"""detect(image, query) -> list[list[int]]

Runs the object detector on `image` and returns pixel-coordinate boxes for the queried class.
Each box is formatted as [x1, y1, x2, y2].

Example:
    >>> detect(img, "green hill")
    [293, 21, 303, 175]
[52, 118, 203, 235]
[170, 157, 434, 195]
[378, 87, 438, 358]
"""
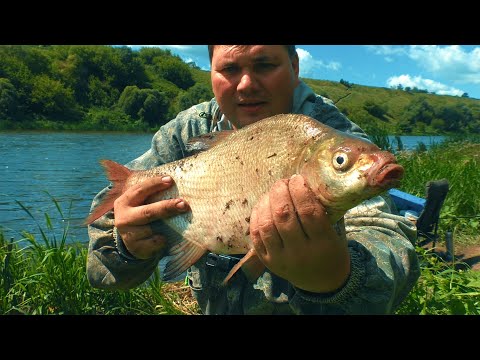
[302, 78, 480, 135]
[1, 45, 479, 135]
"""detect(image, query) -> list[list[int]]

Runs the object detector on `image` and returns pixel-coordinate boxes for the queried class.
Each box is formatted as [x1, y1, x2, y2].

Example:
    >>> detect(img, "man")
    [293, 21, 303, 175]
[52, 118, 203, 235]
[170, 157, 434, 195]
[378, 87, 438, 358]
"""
[87, 45, 420, 314]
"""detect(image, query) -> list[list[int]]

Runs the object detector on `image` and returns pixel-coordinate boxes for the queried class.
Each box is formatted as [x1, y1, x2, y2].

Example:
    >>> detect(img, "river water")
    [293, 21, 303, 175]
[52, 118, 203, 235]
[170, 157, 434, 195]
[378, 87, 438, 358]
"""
[0, 131, 445, 246]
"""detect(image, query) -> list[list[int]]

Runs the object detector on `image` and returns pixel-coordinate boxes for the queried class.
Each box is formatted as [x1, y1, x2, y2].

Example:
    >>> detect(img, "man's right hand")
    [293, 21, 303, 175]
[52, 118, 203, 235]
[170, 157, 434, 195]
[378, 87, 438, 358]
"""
[113, 176, 189, 260]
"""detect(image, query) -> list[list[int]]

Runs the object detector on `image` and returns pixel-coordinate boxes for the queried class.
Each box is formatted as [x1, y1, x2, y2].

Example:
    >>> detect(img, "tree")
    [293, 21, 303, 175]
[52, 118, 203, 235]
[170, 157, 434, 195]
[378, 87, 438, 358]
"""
[402, 97, 435, 126]
[117, 86, 169, 126]
[364, 100, 388, 120]
[88, 76, 119, 107]
[30, 74, 81, 121]
[438, 104, 474, 132]
[138, 90, 169, 127]
[154, 56, 195, 90]
[461, 92, 469, 98]
[179, 83, 213, 111]
[339, 79, 353, 88]
[0, 78, 17, 119]
[138, 47, 172, 65]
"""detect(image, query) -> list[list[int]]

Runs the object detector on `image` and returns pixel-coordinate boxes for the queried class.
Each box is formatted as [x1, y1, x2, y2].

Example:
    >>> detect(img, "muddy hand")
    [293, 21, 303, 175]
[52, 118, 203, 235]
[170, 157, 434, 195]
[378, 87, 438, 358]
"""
[250, 174, 350, 293]
[114, 176, 190, 259]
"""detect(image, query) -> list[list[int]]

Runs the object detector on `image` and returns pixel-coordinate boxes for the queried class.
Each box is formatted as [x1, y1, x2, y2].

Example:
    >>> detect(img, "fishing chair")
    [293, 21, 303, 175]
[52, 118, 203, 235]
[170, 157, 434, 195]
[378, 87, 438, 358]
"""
[416, 179, 450, 249]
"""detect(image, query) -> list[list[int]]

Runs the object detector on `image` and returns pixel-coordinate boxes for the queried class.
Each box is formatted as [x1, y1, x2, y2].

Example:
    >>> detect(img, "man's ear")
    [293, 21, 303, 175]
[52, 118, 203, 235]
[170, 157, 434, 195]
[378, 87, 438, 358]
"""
[292, 53, 300, 80]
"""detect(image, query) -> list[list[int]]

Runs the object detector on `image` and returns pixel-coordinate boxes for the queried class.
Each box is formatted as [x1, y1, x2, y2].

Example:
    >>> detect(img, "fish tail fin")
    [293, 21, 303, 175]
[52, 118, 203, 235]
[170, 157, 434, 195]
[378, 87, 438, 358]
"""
[222, 249, 263, 286]
[84, 160, 131, 225]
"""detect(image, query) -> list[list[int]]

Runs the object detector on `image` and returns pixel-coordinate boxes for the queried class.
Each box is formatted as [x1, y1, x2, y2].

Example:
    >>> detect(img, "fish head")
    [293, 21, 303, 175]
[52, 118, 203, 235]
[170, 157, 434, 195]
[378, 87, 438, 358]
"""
[299, 132, 404, 222]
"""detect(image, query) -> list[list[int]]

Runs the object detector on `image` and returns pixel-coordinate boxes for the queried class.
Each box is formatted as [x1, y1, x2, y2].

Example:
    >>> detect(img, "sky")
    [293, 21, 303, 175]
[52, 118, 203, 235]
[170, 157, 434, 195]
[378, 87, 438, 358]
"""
[127, 45, 480, 100]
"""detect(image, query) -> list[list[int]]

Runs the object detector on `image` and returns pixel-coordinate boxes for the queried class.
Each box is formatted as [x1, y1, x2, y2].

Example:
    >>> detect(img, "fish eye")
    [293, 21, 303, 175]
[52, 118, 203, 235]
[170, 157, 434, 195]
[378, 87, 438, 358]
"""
[332, 151, 349, 171]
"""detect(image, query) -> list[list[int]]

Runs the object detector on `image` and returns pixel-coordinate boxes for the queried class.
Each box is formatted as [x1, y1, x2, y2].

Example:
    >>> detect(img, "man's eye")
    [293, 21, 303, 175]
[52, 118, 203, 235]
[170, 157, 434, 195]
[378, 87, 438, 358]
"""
[255, 63, 276, 72]
[222, 66, 239, 74]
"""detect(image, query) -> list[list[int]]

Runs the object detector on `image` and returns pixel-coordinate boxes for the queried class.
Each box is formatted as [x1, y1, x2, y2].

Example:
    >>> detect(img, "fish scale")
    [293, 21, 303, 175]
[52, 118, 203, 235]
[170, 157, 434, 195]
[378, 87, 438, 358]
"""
[86, 113, 404, 283]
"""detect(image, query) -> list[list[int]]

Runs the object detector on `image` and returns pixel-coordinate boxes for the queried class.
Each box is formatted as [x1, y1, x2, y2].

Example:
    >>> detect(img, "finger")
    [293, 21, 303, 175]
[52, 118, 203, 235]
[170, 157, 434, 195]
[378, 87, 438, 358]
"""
[117, 176, 175, 208]
[255, 190, 284, 255]
[125, 234, 167, 260]
[289, 174, 330, 240]
[117, 224, 153, 243]
[268, 178, 305, 250]
[125, 198, 189, 226]
[250, 200, 267, 257]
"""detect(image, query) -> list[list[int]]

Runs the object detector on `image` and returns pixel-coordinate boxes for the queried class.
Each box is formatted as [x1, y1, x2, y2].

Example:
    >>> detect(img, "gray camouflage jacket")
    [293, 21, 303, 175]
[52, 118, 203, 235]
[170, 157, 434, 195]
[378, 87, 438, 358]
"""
[86, 81, 420, 314]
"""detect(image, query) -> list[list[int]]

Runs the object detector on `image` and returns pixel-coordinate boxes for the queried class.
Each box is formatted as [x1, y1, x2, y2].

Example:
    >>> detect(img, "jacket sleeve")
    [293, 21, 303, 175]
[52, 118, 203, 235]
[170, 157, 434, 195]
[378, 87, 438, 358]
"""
[285, 96, 421, 314]
[86, 102, 215, 290]
[287, 195, 420, 314]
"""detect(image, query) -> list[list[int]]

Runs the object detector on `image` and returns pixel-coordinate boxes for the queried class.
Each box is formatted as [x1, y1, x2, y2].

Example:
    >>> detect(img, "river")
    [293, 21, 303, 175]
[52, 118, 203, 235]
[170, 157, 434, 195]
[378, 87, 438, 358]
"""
[0, 131, 446, 246]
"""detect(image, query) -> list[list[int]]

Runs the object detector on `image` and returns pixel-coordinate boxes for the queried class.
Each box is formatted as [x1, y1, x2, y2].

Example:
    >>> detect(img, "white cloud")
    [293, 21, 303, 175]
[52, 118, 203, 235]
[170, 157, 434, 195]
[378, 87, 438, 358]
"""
[406, 45, 480, 84]
[386, 74, 466, 96]
[296, 48, 341, 78]
[365, 45, 408, 56]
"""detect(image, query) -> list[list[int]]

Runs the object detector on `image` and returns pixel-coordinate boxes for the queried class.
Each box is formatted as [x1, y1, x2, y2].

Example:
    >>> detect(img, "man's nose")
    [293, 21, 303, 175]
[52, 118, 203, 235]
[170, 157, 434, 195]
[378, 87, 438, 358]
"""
[237, 72, 257, 91]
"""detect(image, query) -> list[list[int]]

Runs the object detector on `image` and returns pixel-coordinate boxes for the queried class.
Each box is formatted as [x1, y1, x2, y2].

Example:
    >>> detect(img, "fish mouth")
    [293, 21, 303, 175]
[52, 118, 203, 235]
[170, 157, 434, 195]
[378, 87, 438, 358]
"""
[366, 153, 404, 189]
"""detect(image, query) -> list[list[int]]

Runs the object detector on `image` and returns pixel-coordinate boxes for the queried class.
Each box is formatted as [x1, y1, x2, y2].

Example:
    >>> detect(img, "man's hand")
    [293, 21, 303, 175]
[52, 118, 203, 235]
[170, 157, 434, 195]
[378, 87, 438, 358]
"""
[249, 174, 350, 293]
[113, 176, 189, 259]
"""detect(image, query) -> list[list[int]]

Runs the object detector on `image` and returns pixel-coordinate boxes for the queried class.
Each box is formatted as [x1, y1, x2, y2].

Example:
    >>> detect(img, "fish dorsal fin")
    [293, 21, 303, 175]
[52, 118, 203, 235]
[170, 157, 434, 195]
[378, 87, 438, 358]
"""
[186, 131, 234, 154]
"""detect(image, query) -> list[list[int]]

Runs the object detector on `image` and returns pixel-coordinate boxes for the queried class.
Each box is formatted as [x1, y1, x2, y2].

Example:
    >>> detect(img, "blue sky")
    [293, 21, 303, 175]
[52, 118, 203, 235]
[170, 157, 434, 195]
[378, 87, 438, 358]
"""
[127, 45, 480, 100]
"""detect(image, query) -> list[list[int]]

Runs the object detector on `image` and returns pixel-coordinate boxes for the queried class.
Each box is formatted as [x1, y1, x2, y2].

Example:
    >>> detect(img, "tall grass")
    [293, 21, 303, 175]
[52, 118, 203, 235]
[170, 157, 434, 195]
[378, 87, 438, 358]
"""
[395, 139, 480, 240]
[0, 196, 200, 315]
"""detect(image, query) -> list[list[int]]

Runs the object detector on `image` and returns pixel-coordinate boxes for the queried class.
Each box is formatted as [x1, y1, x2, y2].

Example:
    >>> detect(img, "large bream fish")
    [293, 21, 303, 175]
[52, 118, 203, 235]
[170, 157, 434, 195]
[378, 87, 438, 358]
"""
[85, 114, 404, 284]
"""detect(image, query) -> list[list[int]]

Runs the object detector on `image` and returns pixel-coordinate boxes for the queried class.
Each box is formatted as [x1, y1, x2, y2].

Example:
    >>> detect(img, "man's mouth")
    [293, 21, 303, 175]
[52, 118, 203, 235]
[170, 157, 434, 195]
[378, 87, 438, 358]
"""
[238, 101, 265, 106]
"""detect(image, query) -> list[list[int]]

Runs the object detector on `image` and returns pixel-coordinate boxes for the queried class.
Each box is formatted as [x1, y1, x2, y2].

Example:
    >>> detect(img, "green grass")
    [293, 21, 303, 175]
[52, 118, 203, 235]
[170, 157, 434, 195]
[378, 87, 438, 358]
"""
[303, 77, 480, 135]
[394, 138, 480, 245]
[0, 232, 199, 315]
[396, 247, 480, 315]
[0, 196, 199, 315]
[2, 140, 480, 315]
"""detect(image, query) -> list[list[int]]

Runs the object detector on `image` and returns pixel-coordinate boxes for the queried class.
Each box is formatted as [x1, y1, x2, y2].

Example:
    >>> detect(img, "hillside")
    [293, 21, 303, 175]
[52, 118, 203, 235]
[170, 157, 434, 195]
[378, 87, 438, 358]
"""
[1, 45, 479, 135]
[302, 78, 480, 135]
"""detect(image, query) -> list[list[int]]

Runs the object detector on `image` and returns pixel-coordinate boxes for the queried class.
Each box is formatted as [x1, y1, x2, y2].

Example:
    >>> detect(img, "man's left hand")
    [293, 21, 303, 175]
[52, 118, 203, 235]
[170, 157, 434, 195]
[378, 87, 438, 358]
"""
[249, 174, 351, 293]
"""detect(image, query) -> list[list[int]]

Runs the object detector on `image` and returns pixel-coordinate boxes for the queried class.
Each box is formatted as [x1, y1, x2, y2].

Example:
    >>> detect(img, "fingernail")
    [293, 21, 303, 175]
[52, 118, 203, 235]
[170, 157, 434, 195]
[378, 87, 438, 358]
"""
[162, 176, 172, 183]
[176, 200, 187, 211]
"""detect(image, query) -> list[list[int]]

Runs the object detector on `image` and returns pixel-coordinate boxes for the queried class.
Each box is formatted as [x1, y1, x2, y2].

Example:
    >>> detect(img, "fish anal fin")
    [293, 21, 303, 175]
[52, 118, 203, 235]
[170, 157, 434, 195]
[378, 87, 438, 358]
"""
[186, 131, 234, 154]
[240, 252, 266, 283]
[222, 249, 261, 286]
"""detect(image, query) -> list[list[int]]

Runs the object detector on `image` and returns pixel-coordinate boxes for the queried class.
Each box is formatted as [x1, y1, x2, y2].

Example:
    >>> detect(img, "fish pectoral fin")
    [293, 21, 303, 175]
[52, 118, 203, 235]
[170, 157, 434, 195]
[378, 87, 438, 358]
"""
[222, 249, 261, 286]
[162, 240, 207, 282]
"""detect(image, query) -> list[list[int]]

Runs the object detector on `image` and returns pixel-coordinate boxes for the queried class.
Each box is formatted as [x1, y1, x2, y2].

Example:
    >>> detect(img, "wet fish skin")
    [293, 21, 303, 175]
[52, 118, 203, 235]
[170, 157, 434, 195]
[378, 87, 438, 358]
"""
[85, 114, 404, 282]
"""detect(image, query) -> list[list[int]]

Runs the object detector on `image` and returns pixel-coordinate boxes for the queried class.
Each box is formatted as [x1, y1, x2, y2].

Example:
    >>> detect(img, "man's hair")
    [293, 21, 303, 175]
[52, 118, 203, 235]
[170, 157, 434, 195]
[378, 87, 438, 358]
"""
[208, 45, 297, 63]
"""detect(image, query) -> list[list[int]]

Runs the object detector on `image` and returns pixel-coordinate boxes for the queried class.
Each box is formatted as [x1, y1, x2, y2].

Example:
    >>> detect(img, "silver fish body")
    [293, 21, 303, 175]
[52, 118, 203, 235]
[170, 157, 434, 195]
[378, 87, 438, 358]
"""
[87, 114, 404, 281]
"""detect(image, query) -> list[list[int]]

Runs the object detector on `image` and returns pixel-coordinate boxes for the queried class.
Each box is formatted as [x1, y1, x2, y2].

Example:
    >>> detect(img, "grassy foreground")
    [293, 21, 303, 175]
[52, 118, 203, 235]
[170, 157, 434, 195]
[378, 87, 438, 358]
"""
[1, 139, 480, 315]
[2, 231, 479, 315]
[0, 232, 200, 315]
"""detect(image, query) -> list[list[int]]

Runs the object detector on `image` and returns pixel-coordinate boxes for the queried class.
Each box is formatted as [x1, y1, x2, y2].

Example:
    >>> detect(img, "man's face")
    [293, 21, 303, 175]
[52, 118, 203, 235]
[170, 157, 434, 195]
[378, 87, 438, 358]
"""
[211, 45, 300, 129]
